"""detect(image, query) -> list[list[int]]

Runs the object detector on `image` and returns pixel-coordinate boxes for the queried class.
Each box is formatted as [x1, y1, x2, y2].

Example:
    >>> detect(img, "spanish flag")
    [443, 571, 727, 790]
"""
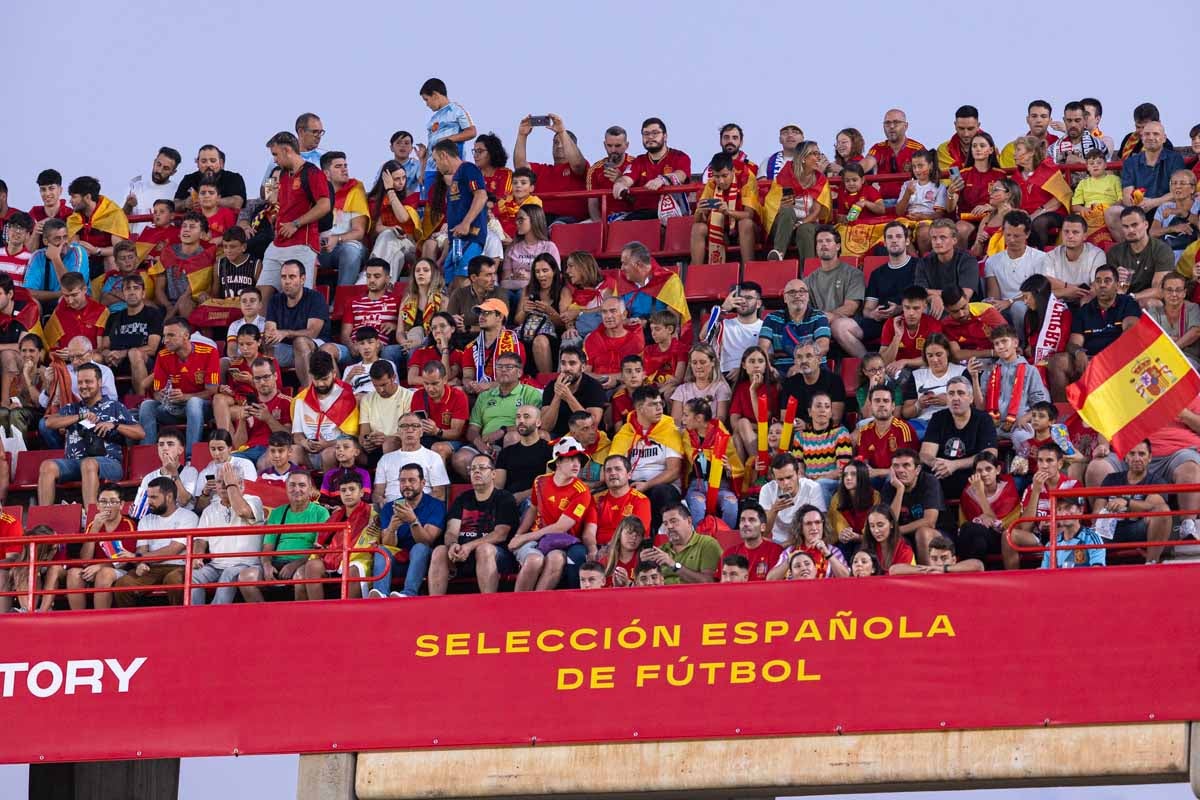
[148, 244, 216, 302]
[335, 179, 371, 231]
[66, 195, 130, 241]
[1177, 239, 1199, 280]
[603, 261, 691, 334]
[1066, 314, 1200, 457]
[763, 172, 832, 233]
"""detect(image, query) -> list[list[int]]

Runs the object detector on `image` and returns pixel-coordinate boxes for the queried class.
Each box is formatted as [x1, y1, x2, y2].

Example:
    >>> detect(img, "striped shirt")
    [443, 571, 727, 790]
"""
[792, 425, 853, 480]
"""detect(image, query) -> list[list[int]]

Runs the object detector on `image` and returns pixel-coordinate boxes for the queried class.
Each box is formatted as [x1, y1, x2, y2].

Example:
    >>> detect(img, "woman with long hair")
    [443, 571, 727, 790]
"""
[764, 141, 831, 262]
[970, 178, 1021, 258]
[0, 333, 48, 435]
[670, 343, 732, 423]
[1011, 136, 1072, 246]
[859, 504, 915, 572]
[501, 205, 560, 311]
[515, 253, 569, 374]
[399, 256, 448, 353]
[367, 160, 420, 280]
[604, 516, 647, 587]
[903, 333, 965, 436]
[680, 397, 743, 527]
[729, 346, 779, 463]
[950, 131, 1007, 248]
[826, 127, 872, 176]
[828, 460, 879, 561]
[473, 133, 512, 200]
[769, 503, 849, 579]
[1020, 274, 1071, 368]
[560, 251, 602, 343]
[406, 311, 459, 386]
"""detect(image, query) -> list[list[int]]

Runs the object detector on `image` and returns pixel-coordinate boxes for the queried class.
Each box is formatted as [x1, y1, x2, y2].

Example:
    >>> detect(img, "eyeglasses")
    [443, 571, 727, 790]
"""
[469, 465, 493, 473]
[496, 363, 521, 370]
[783, 289, 809, 297]
[398, 423, 421, 429]
[97, 498, 122, 505]
[305, 129, 326, 137]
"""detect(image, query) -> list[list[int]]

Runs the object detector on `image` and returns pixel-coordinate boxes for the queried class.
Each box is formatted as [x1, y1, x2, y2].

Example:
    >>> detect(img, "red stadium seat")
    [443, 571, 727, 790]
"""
[742, 260, 800, 301]
[684, 262, 740, 303]
[2, 505, 23, 524]
[315, 285, 331, 305]
[123, 393, 147, 412]
[802, 257, 821, 277]
[842, 256, 861, 268]
[602, 219, 661, 258]
[191, 446, 214, 475]
[840, 358, 862, 399]
[331, 284, 368, 321]
[658, 216, 694, 258]
[550, 222, 603, 256]
[862, 256, 888, 284]
[27, 503, 82, 535]
[123, 445, 160, 487]
[10, 450, 65, 493]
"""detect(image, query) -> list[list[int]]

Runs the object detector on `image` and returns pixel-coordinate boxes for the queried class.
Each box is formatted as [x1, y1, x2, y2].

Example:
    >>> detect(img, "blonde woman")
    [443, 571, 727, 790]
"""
[399, 257, 447, 353]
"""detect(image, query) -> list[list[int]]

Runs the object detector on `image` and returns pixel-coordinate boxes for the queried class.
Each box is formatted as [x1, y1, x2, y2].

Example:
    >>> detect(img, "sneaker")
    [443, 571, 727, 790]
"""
[388, 591, 408, 598]
[1180, 519, 1197, 540]
[367, 589, 387, 599]
[767, 249, 784, 261]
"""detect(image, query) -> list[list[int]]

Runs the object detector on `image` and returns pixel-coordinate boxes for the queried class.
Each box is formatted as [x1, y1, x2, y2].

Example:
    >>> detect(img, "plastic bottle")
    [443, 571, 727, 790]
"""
[846, 203, 863, 223]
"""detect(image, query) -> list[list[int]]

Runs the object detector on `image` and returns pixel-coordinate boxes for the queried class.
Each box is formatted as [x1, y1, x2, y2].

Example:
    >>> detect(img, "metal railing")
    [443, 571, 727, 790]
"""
[0, 522, 390, 609]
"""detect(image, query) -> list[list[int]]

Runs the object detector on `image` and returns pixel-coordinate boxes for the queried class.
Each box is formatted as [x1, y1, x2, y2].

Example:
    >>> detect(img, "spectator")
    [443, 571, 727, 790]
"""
[508, 436, 597, 591]
[261, 132, 331, 292]
[514, 253, 568, 375]
[608, 385, 685, 530]
[611, 117, 692, 222]
[1080, 97, 1117, 154]
[605, 242, 691, 336]
[634, 561, 665, 586]
[591, 454, 652, 552]
[194, 177, 238, 245]
[825, 127, 871, 177]
[608, 355, 646, 431]
[779, 338, 845, 429]
[226, 287, 266, 345]
[1117, 103, 1171, 159]
[586, 126, 634, 222]
[411, 360, 469, 462]
[670, 343, 732, 423]
[37, 339, 119, 448]
[174, 144, 248, 212]
[891, 534, 985, 575]
[791, 391, 852, 497]
[472, 132, 512, 203]
[66, 175, 130, 270]
[1047, 101, 1108, 171]
[138, 316, 217, 459]
[712, 281, 765, 377]
[1149, 170, 1200, 257]
[368, 465, 445, 598]
[1093, 439, 1172, 564]
[399, 257, 448, 355]
[921, 374, 998, 503]
[1010, 137, 1072, 246]
[1107, 207, 1175, 306]
[578, 560, 607, 589]
[828, 460, 880, 560]
[259, 430, 305, 485]
[239, 471, 329, 602]
[985, 210, 1045, 336]
[584, 296, 644, 392]
[729, 346, 779, 464]
[804, 226, 865, 354]
[602, 516, 647, 587]
[880, 286, 941, 380]
[495, 171, 543, 247]
[936, 105, 982, 172]
[263, 260, 343, 387]
[293, 471, 372, 599]
[1072, 150, 1124, 243]
[767, 503, 849, 580]
[42, 271, 107, 353]
[494, 404, 553, 508]
[28, 169, 71, 249]
[757, 279, 831, 371]
[230, 358, 293, 469]
[427, 452, 520, 595]
[190, 462, 265, 605]
[131, 431, 198, 517]
[460, 297, 523, 395]
[901, 334, 965, 437]
[0, 212, 33, 283]
[858, 385, 920, 480]
[941, 285, 1008, 363]
[868, 109, 926, 196]
[837, 223, 911, 356]
[722, 502, 783, 581]
[896, 149, 947, 254]
[539, 345, 604, 438]
[761, 123, 805, 181]
[956, 451, 1020, 564]
[123, 146, 182, 232]
[968, 178, 1021, 259]
[1115, 121, 1187, 234]
[1005, 442, 1080, 569]
[1010, 400, 1085, 481]
[366, 160, 419, 281]
[764, 141, 830, 262]
[385, 130, 422, 195]
[375, 412, 451, 504]
[1044, 214, 1106, 303]
[431, 138, 489, 286]
[759, 452, 825, 544]
[148, 212, 212, 320]
[92, 238, 147, 313]
[7, 525, 65, 613]
[566, 411, 608, 482]
[317, 437, 372, 509]
[38, 361, 142, 507]
[859, 503, 917, 574]
[419, 78, 477, 192]
[318, 151, 368, 286]
[1040, 495, 1105, 569]
[452, 352, 541, 476]
[881, 448, 944, 564]
[969, 324, 1047, 453]
[681, 397, 743, 527]
[358, 360, 414, 454]
[949, 132, 1007, 249]
[409, 312, 459, 386]
[692, 151, 761, 265]
[1149, 274, 1200, 366]
[641, 309, 687, 396]
[191, 429, 258, 514]
[850, 550, 884, 577]
[198, 226, 260, 324]
[637, 501, 721, 584]
[64, 483, 137, 611]
[342, 326, 398, 396]
[445, 256, 506, 351]
[998, 100, 1060, 168]
[136, 199, 183, 268]
[292, 351, 359, 471]
[916, 219, 982, 316]
[1, 333, 48, 436]
[514, 114, 589, 223]
[113, 476, 199, 607]
[1047, 265, 1141, 401]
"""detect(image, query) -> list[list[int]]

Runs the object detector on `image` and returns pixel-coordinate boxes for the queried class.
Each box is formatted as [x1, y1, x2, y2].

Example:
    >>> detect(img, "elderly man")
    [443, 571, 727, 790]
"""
[1106, 121, 1186, 242]
[604, 241, 691, 341]
[191, 461, 265, 605]
[758, 279, 831, 372]
[584, 297, 644, 391]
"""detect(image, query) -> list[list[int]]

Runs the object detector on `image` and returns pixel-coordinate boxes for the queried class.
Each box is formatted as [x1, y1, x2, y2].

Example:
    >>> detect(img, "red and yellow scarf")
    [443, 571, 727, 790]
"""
[985, 361, 1025, 427]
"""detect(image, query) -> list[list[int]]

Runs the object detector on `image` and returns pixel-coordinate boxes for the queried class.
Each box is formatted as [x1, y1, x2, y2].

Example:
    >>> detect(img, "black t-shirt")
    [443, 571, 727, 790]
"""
[1100, 471, 1151, 501]
[922, 408, 997, 463]
[496, 440, 554, 495]
[0, 315, 27, 346]
[864, 259, 916, 307]
[449, 488, 519, 545]
[268, 288, 331, 341]
[216, 256, 258, 299]
[914, 250, 982, 297]
[175, 170, 248, 205]
[880, 471, 945, 527]
[540, 373, 606, 438]
[104, 305, 164, 350]
[780, 368, 846, 425]
[1071, 295, 1141, 356]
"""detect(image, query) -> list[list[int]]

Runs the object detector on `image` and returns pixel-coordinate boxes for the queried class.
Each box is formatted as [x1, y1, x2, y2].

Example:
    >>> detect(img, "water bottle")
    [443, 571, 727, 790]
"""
[1094, 507, 1117, 540]
[846, 203, 863, 223]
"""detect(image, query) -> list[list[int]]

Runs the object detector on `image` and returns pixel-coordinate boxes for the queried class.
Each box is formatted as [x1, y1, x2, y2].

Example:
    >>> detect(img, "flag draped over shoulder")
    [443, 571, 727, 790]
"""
[604, 262, 691, 327]
[296, 380, 360, 438]
[151, 245, 216, 301]
[336, 179, 370, 218]
[1066, 314, 1200, 457]
[763, 171, 832, 232]
[67, 196, 130, 241]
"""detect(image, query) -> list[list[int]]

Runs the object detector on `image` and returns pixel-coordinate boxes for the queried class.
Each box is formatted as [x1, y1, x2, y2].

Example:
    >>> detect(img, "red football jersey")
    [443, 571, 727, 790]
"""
[856, 418, 918, 469]
[589, 488, 651, 548]
[722, 540, 784, 582]
[532, 475, 594, 531]
[244, 393, 294, 449]
[881, 315, 942, 361]
[274, 164, 329, 251]
[621, 149, 692, 211]
[411, 386, 469, 433]
[642, 339, 688, 385]
[344, 291, 402, 345]
[583, 327, 644, 375]
[152, 341, 220, 393]
[530, 162, 587, 219]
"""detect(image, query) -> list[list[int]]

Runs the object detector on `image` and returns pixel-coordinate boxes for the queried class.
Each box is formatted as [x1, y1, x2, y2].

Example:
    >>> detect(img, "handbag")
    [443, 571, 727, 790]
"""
[536, 532, 581, 555]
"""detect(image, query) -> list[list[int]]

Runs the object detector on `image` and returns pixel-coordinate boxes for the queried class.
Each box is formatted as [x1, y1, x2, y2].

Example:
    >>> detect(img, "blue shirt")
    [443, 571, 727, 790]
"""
[380, 493, 446, 550]
[1040, 527, 1106, 569]
[1120, 149, 1186, 199]
[58, 397, 136, 461]
[24, 244, 88, 293]
[446, 163, 488, 248]
[758, 308, 832, 371]
[426, 102, 474, 159]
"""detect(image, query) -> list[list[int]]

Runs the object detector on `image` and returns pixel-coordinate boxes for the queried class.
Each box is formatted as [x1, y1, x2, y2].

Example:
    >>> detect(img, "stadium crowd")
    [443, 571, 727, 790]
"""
[2, 82, 1200, 611]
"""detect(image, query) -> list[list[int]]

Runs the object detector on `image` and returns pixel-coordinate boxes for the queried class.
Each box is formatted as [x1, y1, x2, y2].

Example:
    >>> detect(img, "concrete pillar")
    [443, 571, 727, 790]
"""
[297, 752, 356, 800]
[1190, 721, 1199, 799]
[30, 759, 179, 800]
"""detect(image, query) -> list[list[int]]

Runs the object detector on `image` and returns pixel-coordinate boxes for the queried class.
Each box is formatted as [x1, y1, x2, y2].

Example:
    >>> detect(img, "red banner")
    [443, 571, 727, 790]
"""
[1, 565, 1198, 764]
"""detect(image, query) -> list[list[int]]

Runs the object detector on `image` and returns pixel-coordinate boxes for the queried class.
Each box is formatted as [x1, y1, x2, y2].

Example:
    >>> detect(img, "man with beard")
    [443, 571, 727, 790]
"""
[262, 131, 332, 292]
[1046, 265, 1141, 400]
[513, 113, 588, 223]
[567, 410, 611, 488]
[113, 476, 199, 606]
[867, 109, 925, 198]
[721, 502, 783, 582]
[495, 404, 553, 510]
[460, 296, 523, 395]
[1000, 100, 1060, 168]
[452, 351, 542, 477]
[758, 279, 831, 371]
[586, 126, 634, 222]
[124, 146, 182, 233]
[611, 117, 692, 221]
[139, 317, 218, 459]
[609, 385, 684, 532]
[589, 454, 651, 551]
[292, 351, 358, 471]
[1047, 101, 1108, 177]
[66, 176, 130, 274]
[367, 465, 444, 598]
[936, 105, 982, 172]
[541, 345, 605, 437]
[839, 222, 913, 356]
[174, 144, 248, 212]
[700, 123, 759, 184]
[805, 226, 865, 357]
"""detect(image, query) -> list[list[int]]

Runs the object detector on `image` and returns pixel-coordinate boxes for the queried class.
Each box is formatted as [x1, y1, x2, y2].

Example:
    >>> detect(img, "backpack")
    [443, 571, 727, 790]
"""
[299, 162, 336, 233]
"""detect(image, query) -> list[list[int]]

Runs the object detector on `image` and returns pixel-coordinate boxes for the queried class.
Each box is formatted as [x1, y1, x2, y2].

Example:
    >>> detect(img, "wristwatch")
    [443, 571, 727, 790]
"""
[673, 561, 682, 571]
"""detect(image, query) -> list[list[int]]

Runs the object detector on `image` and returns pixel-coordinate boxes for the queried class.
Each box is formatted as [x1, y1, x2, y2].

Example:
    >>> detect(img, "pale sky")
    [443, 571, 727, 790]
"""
[2, 0, 1197, 797]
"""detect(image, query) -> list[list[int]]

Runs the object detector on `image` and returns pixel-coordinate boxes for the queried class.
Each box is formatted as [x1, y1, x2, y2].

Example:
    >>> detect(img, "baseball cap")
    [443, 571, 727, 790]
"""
[472, 298, 509, 317]
[780, 123, 803, 133]
[552, 436, 587, 461]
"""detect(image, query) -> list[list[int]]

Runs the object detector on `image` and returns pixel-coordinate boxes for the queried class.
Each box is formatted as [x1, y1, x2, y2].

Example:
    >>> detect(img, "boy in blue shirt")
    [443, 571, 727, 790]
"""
[1040, 495, 1105, 569]
[420, 78, 476, 200]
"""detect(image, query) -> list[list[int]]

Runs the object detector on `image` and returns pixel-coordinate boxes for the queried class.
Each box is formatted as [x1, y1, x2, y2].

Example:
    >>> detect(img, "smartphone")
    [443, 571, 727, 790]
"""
[701, 199, 720, 209]
[607, 152, 623, 166]
[949, 166, 961, 180]
[528, 115, 552, 127]
[782, 187, 795, 198]
[413, 410, 428, 420]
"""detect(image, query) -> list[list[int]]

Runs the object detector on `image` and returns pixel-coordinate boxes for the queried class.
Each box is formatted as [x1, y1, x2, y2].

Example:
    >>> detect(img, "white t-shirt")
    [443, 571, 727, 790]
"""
[192, 458, 258, 500]
[132, 464, 201, 517]
[375, 447, 450, 502]
[626, 435, 683, 487]
[758, 477, 826, 544]
[128, 175, 178, 234]
[985, 247, 1048, 300]
[342, 359, 401, 395]
[135, 507, 201, 565]
[227, 316, 267, 341]
[909, 364, 967, 422]
[719, 318, 764, 373]
[903, 179, 947, 215]
[292, 384, 353, 442]
[198, 494, 266, 570]
[1044, 244, 1106, 287]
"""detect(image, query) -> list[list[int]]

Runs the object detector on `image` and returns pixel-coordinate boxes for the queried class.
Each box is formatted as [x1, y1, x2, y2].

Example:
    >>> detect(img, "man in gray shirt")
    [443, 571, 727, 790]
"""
[804, 225, 864, 357]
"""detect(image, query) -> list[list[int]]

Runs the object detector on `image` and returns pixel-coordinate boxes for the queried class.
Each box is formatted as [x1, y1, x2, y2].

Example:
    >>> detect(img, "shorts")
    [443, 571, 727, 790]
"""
[854, 315, 884, 343]
[261, 243, 318, 289]
[273, 341, 350, 367]
[513, 540, 542, 565]
[453, 540, 518, 578]
[1103, 449, 1200, 485]
[53, 456, 124, 483]
[420, 435, 464, 452]
[442, 239, 483, 283]
[1113, 519, 1148, 544]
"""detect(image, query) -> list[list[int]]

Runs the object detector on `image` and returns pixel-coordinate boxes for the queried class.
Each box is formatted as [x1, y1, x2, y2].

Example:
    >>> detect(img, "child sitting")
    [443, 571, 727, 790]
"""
[642, 309, 688, 398]
[495, 167, 542, 241]
[1010, 400, 1084, 482]
[94, 240, 152, 311]
[1071, 150, 1123, 244]
[319, 437, 373, 509]
[896, 149, 947, 254]
[609, 354, 646, 430]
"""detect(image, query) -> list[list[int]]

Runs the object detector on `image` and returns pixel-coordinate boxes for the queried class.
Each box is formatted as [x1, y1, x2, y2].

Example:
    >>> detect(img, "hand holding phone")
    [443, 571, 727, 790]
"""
[528, 115, 552, 128]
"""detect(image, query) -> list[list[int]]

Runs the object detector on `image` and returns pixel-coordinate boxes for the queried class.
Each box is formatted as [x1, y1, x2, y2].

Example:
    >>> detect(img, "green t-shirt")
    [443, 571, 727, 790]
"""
[468, 383, 543, 436]
[265, 503, 330, 560]
[662, 532, 723, 585]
